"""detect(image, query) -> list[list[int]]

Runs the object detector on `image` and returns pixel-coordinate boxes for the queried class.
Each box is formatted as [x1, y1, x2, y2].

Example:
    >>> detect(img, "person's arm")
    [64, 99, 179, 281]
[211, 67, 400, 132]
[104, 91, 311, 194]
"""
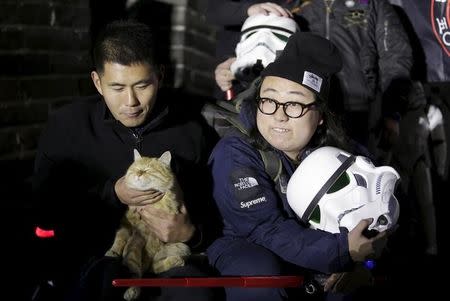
[428, 104, 447, 178]
[206, 1, 290, 26]
[215, 57, 236, 92]
[32, 112, 80, 228]
[206, 0, 262, 26]
[211, 137, 388, 273]
[114, 176, 165, 206]
[137, 118, 217, 252]
[372, 0, 413, 112]
[32, 108, 126, 261]
[32, 108, 126, 229]
[177, 119, 221, 252]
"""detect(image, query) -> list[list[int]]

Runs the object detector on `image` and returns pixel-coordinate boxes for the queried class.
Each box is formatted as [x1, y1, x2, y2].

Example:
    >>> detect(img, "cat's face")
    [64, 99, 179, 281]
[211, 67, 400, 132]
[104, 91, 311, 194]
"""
[125, 152, 173, 191]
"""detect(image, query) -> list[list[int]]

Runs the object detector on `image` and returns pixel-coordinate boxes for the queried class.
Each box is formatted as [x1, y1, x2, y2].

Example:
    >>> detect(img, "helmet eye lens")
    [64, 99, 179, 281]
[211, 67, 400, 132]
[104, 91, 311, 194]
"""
[245, 31, 257, 39]
[273, 32, 289, 42]
[310, 206, 321, 223]
[327, 172, 350, 194]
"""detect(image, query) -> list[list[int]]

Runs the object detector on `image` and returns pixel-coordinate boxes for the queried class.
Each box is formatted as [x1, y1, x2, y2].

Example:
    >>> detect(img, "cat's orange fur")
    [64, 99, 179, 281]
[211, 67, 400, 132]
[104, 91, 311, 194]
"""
[106, 150, 190, 301]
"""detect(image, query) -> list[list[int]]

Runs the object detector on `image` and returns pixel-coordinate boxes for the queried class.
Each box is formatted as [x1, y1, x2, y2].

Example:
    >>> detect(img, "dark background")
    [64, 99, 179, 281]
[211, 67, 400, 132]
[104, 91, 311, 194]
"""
[0, 0, 448, 300]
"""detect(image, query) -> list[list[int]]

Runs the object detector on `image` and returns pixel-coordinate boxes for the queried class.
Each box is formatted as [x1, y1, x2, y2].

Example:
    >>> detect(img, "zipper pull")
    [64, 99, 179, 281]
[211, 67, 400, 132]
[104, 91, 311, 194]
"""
[130, 130, 143, 151]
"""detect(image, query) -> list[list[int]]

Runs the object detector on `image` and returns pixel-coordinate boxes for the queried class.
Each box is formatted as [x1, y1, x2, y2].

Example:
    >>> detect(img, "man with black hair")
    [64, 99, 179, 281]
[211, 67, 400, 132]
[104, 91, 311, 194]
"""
[32, 20, 216, 301]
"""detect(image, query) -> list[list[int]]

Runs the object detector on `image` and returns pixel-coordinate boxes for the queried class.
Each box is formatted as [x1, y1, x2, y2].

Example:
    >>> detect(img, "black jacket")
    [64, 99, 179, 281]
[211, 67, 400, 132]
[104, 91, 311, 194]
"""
[389, 0, 450, 82]
[299, 0, 412, 113]
[32, 91, 215, 269]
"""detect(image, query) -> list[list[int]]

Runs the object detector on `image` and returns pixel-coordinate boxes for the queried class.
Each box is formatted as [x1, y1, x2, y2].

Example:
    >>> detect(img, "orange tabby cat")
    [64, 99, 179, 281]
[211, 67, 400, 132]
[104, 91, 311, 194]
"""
[106, 150, 190, 301]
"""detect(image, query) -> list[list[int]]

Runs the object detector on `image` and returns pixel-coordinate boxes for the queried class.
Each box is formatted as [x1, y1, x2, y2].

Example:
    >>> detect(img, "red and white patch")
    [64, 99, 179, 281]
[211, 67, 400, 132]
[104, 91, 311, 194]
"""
[431, 0, 450, 56]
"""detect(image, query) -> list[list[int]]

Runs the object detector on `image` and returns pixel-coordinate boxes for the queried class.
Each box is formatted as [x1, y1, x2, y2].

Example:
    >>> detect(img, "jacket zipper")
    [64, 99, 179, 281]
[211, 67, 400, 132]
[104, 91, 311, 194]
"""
[383, 20, 389, 51]
[131, 130, 143, 152]
[325, 0, 334, 39]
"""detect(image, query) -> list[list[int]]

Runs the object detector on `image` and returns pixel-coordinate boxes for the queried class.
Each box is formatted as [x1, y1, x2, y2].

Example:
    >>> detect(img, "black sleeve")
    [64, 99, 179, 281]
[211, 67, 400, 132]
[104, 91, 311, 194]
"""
[32, 111, 125, 259]
[371, 0, 413, 115]
[206, 0, 257, 26]
[33, 112, 125, 220]
[170, 117, 221, 253]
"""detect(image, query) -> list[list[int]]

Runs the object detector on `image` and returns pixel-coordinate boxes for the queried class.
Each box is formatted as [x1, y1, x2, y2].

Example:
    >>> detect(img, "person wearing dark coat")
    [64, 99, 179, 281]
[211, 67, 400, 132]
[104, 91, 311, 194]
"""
[207, 31, 390, 301]
[32, 20, 216, 301]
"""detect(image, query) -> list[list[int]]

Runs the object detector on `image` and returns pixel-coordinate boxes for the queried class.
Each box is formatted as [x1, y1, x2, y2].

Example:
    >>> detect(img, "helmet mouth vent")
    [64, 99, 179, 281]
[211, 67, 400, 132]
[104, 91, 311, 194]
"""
[362, 228, 379, 238]
[377, 215, 389, 226]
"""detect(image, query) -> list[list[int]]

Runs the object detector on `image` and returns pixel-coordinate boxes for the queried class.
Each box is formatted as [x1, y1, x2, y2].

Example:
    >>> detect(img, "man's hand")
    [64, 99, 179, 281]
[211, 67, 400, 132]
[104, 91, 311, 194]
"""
[115, 176, 164, 206]
[247, 2, 292, 17]
[348, 219, 389, 262]
[138, 204, 195, 243]
[215, 57, 236, 92]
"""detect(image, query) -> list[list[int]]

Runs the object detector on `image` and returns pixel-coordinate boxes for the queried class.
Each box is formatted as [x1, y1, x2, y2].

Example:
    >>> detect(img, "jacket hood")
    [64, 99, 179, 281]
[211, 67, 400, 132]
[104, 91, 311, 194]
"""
[238, 90, 258, 132]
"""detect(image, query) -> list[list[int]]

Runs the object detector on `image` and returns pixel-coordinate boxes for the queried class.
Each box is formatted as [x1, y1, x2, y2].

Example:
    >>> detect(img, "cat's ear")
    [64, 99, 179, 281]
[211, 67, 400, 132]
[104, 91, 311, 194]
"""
[159, 151, 171, 166]
[133, 149, 142, 161]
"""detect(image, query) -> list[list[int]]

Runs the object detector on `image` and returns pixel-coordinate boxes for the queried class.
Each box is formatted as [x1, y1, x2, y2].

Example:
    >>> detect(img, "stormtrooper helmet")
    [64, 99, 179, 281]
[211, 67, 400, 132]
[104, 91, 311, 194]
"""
[286, 146, 400, 234]
[230, 13, 299, 84]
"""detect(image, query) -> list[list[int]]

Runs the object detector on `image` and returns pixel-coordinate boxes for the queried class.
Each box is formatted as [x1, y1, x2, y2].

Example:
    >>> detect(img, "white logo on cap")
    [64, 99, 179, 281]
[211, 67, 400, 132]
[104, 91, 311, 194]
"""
[302, 71, 322, 93]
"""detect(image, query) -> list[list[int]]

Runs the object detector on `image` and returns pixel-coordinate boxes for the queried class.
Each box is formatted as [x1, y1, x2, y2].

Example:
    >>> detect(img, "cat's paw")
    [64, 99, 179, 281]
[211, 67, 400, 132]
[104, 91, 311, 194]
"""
[153, 256, 185, 274]
[124, 286, 141, 301]
[105, 249, 120, 257]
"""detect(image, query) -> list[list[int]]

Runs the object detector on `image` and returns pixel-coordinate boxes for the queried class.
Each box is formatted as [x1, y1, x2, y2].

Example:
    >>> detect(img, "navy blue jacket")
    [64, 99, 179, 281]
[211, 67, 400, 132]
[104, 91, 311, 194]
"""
[299, 0, 412, 113]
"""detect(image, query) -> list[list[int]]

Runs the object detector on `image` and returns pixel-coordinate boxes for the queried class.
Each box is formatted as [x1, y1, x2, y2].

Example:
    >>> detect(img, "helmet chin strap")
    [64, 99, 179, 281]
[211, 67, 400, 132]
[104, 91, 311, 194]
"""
[301, 155, 356, 224]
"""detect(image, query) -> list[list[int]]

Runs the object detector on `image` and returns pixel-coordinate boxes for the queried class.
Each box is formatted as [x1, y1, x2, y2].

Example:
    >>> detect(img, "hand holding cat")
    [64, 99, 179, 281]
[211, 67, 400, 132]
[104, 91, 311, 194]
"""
[115, 176, 165, 206]
[138, 204, 195, 243]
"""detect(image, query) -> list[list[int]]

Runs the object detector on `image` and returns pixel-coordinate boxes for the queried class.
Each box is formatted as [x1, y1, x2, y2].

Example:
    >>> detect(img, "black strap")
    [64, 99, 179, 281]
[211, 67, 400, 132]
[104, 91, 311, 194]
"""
[301, 155, 356, 224]
[241, 25, 295, 35]
[259, 149, 282, 182]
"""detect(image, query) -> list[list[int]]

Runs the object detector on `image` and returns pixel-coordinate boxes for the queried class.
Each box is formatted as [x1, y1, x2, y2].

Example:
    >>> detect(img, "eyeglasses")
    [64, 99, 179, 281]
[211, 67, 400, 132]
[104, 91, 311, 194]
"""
[257, 97, 316, 118]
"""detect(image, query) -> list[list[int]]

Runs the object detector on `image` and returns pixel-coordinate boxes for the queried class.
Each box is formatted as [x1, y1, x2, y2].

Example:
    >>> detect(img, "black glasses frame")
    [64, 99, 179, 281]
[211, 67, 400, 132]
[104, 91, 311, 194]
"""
[256, 97, 316, 118]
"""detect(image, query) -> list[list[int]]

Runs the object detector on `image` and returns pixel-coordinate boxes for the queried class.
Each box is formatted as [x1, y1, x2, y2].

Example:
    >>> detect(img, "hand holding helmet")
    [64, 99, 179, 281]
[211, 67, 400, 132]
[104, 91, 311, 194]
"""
[230, 13, 299, 85]
[215, 57, 236, 92]
[287, 146, 399, 293]
[247, 2, 292, 17]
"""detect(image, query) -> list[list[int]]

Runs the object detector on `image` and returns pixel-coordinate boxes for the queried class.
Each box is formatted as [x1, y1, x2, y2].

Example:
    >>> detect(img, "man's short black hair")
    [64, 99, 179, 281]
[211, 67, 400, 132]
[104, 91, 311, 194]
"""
[92, 20, 161, 74]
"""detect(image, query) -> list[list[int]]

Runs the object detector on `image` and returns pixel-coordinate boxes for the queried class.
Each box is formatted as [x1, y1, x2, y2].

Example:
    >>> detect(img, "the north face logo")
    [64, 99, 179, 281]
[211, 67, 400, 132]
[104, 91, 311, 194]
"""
[234, 177, 259, 190]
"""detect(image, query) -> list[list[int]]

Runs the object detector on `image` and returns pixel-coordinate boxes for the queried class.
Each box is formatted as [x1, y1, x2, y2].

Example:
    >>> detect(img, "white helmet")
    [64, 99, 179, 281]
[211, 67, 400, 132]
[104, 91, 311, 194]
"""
[231, 13, 299, 83]
[286, 146, 400, 234]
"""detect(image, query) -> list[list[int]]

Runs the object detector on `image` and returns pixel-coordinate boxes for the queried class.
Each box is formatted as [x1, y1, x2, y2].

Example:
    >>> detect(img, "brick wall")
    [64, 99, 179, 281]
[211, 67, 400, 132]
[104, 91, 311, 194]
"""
[124, 0, 217, 95]
[0, 0, 217, 162]
[0, 0, 93, 161]
[168, 0, 217, 95]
